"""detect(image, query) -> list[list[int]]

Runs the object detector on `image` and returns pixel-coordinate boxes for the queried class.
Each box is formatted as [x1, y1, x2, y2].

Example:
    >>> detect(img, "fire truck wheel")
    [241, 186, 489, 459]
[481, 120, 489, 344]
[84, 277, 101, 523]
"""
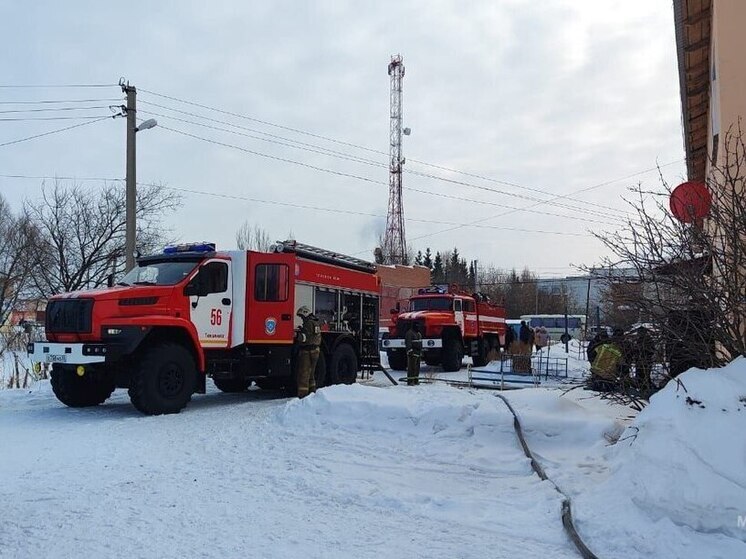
[50, 364, 116, 408]
[441, 337, 463, 372]
[329, 343, 358, 385]
[212, 377, 251, 393]
[387, 350, 407, 371]
[472, 340, 488, 368]
[424, 354, 441, 367]
[255, 378, 284, 391]
[128, 343, 197, 415]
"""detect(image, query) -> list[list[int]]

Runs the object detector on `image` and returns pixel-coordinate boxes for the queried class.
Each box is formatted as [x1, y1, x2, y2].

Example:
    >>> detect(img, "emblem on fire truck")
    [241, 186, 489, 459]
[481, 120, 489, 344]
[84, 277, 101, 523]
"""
[265, 317, 277, 336]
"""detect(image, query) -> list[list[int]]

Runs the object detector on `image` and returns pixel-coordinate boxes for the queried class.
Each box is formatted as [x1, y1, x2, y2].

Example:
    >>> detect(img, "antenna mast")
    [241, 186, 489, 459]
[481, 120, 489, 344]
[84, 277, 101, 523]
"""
[384, 54, 407, 265]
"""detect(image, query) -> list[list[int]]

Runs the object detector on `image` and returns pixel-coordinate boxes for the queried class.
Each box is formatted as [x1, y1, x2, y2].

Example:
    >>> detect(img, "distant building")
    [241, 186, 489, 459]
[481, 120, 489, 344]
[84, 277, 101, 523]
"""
[0, 299, 46, 335]
[376, 264, 431, 331]
[535, 268, 637, 323]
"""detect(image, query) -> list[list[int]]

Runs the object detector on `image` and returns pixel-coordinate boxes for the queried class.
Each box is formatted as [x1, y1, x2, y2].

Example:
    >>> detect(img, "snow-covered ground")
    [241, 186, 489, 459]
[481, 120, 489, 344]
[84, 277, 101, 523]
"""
[1, 355, 744, 558]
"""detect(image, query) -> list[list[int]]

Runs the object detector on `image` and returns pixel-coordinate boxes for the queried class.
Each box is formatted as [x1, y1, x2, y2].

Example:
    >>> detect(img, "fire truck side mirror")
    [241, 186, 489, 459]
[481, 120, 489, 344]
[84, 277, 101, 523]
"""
[184, 275, 208, 298]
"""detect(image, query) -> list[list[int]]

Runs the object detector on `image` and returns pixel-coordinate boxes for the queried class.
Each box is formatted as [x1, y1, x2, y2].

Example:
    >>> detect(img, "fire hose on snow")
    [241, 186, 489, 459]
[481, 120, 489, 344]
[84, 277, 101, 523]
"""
[494, 393, 600, 559]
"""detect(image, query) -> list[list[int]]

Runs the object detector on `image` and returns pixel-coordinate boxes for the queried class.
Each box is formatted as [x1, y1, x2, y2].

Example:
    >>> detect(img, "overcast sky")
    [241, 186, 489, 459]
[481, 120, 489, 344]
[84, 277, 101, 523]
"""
[0, 0, 687, 276]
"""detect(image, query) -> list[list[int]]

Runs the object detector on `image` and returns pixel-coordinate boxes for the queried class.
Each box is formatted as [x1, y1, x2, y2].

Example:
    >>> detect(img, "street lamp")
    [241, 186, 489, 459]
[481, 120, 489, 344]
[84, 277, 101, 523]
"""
[136, 118, 157, 133]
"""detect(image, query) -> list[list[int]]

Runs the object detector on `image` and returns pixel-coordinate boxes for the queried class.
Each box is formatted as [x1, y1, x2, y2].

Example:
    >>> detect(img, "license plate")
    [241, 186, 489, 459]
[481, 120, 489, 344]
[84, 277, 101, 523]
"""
[45, 354, 66, 363]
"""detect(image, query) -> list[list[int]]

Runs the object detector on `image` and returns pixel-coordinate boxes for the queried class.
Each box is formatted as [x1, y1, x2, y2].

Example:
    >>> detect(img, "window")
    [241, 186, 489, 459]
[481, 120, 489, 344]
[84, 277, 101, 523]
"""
[463, 300, 475, 312]
[120, 261, 198, 286]
[254, 264, 289, 301]
[314, 288, 337, 329]
[199, 262, 228, 294]
[410, 297, 452, 311]
[568, 317, 581, 329]
[454, 299, 462, 312]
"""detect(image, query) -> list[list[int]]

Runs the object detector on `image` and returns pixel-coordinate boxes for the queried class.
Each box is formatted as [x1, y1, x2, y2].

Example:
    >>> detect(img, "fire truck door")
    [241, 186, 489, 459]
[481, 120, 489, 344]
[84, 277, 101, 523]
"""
[453, 298, 464, 335]
[187, 259, 232, 349]
[247, 254, 296, 343]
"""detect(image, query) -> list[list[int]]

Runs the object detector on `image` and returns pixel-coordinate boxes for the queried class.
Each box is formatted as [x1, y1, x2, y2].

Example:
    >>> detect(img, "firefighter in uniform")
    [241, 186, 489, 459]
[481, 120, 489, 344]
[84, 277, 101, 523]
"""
[405, 322, 423, 386]
[295, 306, 321, 398]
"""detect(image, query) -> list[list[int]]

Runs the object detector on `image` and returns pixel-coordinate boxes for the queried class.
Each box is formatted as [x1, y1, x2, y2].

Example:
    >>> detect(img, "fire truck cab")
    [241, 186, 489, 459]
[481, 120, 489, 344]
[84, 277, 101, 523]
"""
[381, 285, 505, 372]
[29, 241, 380, 415]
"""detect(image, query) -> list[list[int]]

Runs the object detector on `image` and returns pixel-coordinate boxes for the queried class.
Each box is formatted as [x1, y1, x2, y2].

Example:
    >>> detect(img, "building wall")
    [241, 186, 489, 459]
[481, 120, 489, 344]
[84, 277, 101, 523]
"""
[376, 265, 431, 330]
[708, 0, 746, 174]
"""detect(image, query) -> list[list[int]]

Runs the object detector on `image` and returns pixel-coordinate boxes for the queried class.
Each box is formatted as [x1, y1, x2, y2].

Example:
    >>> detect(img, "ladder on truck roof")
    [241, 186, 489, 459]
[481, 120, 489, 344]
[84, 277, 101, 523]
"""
[272, 240, 377, 274]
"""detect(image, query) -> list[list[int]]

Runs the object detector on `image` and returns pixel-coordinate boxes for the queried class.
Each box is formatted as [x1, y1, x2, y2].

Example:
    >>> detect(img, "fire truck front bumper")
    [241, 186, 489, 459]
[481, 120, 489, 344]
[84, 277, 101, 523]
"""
[381, 338, 442, 350]
[28, 342, 110, 365]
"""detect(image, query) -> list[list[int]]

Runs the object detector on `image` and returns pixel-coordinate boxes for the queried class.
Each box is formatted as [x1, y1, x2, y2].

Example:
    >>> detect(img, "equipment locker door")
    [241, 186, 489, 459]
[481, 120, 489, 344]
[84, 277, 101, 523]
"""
[247, 253, 296, 343]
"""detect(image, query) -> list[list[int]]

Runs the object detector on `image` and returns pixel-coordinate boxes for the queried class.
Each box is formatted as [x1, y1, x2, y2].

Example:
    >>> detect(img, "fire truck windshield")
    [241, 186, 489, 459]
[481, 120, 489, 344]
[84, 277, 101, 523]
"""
[410, 297, 452, 311]
[119, 261, 197, 286]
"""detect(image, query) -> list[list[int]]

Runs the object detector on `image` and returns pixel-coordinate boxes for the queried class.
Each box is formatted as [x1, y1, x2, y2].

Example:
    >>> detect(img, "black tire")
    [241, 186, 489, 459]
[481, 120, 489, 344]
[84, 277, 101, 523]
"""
[387, 349, 407, 371]
[256, 377, 285, 390]
[441, 337, 463, 372]
[329, 343, 358, 384]
[50, 364, 115, 408]
[424, 353, 441, 367]
[128, 343, 197, 415]
[472, 339, 488, 368]
[258, 351, 325, 395]
[213, 376, 251, 393]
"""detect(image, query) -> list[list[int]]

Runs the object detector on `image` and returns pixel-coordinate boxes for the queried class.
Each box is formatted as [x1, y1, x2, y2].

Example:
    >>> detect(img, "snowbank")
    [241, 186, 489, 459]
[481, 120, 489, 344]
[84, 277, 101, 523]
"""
[577, 357, 746, 558]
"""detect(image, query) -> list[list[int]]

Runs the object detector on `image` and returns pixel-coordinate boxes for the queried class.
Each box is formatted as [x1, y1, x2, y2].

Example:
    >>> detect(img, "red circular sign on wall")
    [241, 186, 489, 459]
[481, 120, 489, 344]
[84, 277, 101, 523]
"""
[669, 181, 711, 223]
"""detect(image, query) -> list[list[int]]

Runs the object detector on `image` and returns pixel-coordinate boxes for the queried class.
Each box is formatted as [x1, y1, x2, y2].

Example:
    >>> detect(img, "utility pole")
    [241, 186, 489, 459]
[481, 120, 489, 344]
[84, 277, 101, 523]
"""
[584, 274, 592, 339]
[123, 81, 137, 272]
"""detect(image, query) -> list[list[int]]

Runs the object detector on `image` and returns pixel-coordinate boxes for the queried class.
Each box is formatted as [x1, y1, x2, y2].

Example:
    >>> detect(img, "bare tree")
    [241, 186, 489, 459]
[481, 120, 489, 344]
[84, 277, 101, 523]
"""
[0, 194, 39, 327]
[236, 221, 273, 251]
[24, 181, 180, 297]
[591, 127, 746, 375]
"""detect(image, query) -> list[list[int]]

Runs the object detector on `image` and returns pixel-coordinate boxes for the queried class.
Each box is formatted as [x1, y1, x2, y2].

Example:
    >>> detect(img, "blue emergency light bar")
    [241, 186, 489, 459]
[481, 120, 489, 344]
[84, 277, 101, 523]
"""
[418, 286, 447, 295]
[163, 242, 216, 254]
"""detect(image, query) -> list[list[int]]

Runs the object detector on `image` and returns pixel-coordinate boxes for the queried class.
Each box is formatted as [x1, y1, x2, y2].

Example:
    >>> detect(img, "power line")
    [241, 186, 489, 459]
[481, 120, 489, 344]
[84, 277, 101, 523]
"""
[140, 87, 386, 155]
[139, 107, 386, 169]
[137, 181, 591, 237]
[0, 115, 113, 122]
[0, 98, 123, 105]
[0, 84, 118, 88]
[0, 116, 113, 149]
[141, 104, 625, 222]
[0, 167, 617, 228]
[0, 105, 112, 113]
[139, 88, 677, 217]
[157, 123, 389, 186]
[0, 173, 122, 181]
[400, 161, 681, 247]
[148, 113, 627, 225]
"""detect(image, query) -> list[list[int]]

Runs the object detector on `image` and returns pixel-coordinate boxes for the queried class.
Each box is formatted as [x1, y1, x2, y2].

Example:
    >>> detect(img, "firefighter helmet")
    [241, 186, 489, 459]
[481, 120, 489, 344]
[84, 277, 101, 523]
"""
[296, 306, 312, 318]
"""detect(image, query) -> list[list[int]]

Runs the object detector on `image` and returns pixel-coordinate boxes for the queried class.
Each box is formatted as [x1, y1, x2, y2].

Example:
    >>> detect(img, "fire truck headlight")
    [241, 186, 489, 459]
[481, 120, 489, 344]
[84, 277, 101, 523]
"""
[383, 340, 390, 347]
[106, 328, 123, 336]
[427, 340, 435, 347]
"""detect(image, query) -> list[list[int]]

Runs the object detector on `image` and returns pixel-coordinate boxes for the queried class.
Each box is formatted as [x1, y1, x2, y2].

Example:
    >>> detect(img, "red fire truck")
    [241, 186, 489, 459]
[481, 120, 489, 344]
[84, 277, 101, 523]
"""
[381, 285, 506, 372]
[29, 241, 380, 415]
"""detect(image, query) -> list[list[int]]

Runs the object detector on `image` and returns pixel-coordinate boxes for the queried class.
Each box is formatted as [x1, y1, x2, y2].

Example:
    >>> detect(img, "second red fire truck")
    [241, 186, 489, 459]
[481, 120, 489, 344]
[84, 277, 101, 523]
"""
[29, 241, 380, 415]
[381, 285, 506, 372]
